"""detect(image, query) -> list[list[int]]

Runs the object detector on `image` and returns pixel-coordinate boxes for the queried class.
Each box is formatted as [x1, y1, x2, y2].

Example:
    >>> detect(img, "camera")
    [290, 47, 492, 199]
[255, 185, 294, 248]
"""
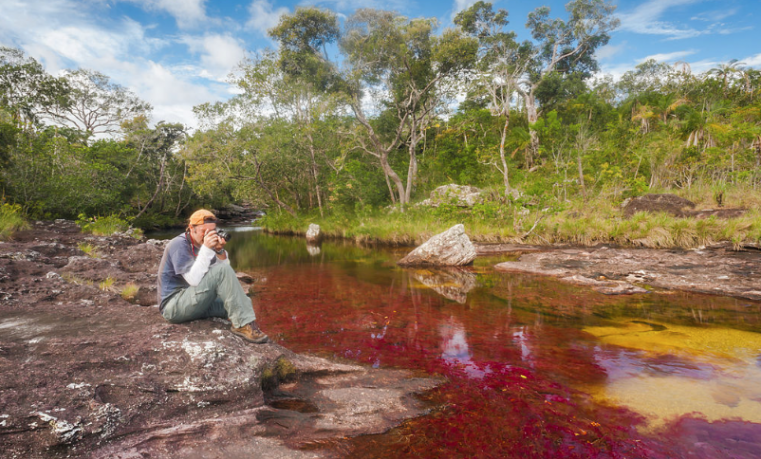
[216, 229, 231, 242]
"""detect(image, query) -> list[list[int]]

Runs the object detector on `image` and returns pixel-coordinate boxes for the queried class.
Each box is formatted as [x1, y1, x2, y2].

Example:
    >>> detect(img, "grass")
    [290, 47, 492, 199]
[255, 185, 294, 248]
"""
[260, 186, 761, 249]
[98, 277, 116, 292]
[120, 282, 139, 302]
[61, 273, 94, 287]
[78, 214, 129, 236]
[77, 242, 100, 258]
[0, 203, 28, 241]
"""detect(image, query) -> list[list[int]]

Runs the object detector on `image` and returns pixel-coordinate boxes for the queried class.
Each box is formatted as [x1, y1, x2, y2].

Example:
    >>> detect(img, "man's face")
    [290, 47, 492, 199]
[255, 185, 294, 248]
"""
[190, 222, 216, 245]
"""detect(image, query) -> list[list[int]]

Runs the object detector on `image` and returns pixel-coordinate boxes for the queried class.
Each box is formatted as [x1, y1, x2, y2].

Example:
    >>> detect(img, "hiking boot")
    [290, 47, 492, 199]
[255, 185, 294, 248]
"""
[230, 322, 269, 344]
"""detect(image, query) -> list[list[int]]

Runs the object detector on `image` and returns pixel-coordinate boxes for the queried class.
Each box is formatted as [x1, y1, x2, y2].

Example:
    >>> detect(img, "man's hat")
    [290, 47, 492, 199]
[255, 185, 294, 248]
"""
[188, 209, 217, 226]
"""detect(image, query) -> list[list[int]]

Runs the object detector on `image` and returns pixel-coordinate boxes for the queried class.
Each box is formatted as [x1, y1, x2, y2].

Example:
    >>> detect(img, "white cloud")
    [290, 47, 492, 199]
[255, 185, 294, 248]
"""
[128, 0, 209, 29]
[617, 0, 704, 40]
[742, 53, 761, 69]
[639, 50, 697, 63]
[181, 34, 247, 81]
[246, 0, 289, 36]
[691, 8, 738, 22]
[595, 42, 627, 62]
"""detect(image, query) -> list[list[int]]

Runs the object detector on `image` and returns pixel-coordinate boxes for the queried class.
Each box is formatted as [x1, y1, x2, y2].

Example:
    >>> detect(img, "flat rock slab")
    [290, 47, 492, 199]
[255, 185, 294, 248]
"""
[495, 246, 761, 300]
[0, 220, 440, 458]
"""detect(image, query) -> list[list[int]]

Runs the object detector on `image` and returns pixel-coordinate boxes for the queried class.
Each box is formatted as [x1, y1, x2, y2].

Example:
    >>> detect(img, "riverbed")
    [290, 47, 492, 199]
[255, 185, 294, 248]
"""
[228, 231, 761, 458]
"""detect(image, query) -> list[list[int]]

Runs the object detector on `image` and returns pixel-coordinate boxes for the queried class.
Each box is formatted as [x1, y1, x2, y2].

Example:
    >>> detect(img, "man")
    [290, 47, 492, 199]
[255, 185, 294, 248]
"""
[157, 209, 269, 344]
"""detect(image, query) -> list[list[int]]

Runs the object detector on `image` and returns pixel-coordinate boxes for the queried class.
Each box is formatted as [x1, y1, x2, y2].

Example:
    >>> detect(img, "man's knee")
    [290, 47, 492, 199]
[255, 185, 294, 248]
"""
[209, 262, 235, 281]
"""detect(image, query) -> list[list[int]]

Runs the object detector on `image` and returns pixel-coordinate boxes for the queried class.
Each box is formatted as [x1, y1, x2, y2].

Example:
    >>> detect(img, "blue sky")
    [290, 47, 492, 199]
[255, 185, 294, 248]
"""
[1, 0, 759, 129]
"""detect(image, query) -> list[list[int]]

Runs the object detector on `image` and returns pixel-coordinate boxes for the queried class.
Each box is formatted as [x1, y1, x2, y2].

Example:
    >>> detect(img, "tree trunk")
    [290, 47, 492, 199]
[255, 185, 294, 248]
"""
[523, 90, 540, 168]
[498, 115, 512, 197]
[306, 132, 323, 217]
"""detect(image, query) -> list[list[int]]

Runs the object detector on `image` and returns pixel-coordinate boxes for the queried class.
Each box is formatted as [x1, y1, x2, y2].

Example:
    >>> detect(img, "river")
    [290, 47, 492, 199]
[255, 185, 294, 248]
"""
[224, 229, 761, 458]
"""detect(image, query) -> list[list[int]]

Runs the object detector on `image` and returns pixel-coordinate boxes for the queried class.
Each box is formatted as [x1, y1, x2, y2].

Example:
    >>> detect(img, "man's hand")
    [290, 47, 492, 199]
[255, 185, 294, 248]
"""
[216, 236, 227, 252]
[203, 230, 220, 249]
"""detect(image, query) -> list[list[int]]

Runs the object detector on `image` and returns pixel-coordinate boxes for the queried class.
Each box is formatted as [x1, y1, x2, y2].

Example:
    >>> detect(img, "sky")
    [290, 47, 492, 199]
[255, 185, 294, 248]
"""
[1, 0, 759, 130]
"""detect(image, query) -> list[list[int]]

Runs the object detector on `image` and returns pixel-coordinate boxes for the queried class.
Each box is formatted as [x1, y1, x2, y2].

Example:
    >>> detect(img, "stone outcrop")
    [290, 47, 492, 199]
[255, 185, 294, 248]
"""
[419, 184, 483, 207]
[398, 224, 477, 266]
[622, 194, 696, 218]
[306, 223, 322, 243]
[495, 246, 761, 300]
[0, 220, 439, 458]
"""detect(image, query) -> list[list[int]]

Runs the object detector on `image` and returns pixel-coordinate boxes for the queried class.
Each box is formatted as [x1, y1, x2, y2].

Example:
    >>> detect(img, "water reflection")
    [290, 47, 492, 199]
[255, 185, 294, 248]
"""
[227, 232, 761, 458]
[407, 267, 477, 303]
[306, 243, 321, 257]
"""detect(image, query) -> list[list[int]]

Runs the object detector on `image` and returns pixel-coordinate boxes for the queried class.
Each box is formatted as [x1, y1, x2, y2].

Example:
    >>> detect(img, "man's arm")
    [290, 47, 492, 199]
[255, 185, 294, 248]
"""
[182, 245, 216, 286]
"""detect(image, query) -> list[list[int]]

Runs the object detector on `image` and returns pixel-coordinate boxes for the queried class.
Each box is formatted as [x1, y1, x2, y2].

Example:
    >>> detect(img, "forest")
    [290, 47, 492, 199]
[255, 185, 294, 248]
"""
[1, 0, 760, 246]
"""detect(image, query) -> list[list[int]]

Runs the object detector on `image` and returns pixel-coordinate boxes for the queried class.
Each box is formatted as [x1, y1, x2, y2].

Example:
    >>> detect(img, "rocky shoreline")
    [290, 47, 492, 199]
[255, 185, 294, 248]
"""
[0, 221, 437, 458]
[486, 243, 761, 301]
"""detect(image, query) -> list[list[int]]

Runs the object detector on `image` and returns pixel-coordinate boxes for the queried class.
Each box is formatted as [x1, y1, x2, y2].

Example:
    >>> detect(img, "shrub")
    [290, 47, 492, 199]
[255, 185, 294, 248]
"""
[0, 203, 28, 240]
[77, 214, 129, 236]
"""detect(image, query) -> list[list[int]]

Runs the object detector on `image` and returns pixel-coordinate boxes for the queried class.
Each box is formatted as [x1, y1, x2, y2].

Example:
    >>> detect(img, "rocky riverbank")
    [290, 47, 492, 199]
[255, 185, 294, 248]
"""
[0, 221, 437, 458]
[491, 243, 761, 300]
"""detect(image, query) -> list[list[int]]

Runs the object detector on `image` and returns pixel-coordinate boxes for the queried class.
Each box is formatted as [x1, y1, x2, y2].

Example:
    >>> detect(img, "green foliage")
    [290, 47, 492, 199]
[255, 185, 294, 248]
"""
[0, 202, 28, 240]
[77, 214, 129, 236]
[77, 242, 99, 258]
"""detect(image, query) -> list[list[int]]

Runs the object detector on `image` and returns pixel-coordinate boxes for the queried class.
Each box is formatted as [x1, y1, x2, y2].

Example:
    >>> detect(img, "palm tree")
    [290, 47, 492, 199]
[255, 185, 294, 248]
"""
[707, 59, 745, 95]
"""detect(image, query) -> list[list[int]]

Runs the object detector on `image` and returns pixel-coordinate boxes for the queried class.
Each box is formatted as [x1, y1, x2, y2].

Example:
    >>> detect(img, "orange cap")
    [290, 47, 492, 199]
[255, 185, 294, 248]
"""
[188, 209, 217, 226]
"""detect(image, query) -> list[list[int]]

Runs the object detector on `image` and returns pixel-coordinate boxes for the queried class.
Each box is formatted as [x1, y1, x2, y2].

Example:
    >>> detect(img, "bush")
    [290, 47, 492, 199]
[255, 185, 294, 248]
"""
[0, 203, 28, 240]
[77, 214, 129, 236]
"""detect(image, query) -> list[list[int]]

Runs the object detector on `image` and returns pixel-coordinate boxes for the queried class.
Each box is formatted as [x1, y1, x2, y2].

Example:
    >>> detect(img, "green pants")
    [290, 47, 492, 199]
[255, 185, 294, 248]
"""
[161, 263, 256, 329]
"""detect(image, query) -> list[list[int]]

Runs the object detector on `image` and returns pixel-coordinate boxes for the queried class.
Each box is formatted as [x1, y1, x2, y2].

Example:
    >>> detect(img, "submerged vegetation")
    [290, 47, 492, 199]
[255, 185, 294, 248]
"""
[1, 0, 760, 246]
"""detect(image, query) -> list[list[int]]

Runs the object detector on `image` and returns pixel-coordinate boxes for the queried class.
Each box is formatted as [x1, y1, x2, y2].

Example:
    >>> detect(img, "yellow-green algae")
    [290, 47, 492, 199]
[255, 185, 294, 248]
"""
[581, 319, 761, 428]
[584, 319, 761, 362]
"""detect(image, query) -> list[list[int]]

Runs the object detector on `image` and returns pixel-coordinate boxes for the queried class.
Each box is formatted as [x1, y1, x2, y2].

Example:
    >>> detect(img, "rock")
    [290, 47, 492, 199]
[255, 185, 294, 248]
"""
[236, 272, 254, 284]
[0, 220, 440, 458]
[622, 194, 696, 218]
[419, 184, 483, 208]
[398, 224, 477, 266]
[306, 224, 321, 243]
[494, 246, 761, 301]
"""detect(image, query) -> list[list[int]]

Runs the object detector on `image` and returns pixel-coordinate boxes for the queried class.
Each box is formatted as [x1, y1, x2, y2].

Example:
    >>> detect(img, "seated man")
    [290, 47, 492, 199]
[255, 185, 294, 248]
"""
[157, 209, 268, 344]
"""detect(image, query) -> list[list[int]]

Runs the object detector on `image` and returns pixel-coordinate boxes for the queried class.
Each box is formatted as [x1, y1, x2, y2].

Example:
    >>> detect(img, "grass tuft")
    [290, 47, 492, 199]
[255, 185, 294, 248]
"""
[120, 282, 139, 302]
[98, 277, 116, 292]
[77, 242, 100, 258]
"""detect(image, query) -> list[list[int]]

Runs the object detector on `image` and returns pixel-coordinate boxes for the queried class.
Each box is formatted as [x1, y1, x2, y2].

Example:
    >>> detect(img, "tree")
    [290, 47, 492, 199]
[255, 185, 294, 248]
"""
[707, 59, 744, 96]
[0, 47, 69, 129]
[48, 69, 151, 138]
[455, 1, 526, 198]
[339, 9, 477, 207]
[519, 0, 619, 163]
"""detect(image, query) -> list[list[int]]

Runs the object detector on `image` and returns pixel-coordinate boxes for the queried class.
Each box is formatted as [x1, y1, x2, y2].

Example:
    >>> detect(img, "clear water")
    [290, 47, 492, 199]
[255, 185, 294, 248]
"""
[225, 231, 761, 458]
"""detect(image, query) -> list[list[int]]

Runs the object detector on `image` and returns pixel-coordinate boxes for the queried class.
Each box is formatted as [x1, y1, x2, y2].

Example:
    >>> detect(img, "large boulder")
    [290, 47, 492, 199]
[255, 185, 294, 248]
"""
[419, 184, 483, 207]
[398, 224, 477, 266]
[622, 194, 696, 218]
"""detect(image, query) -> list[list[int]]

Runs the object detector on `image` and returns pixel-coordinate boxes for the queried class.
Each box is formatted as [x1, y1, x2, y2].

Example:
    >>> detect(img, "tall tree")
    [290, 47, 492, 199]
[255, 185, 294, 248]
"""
[49, 69, 152, 138]
[455, 1, 526, 198]
[519, 0, 619, 164]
